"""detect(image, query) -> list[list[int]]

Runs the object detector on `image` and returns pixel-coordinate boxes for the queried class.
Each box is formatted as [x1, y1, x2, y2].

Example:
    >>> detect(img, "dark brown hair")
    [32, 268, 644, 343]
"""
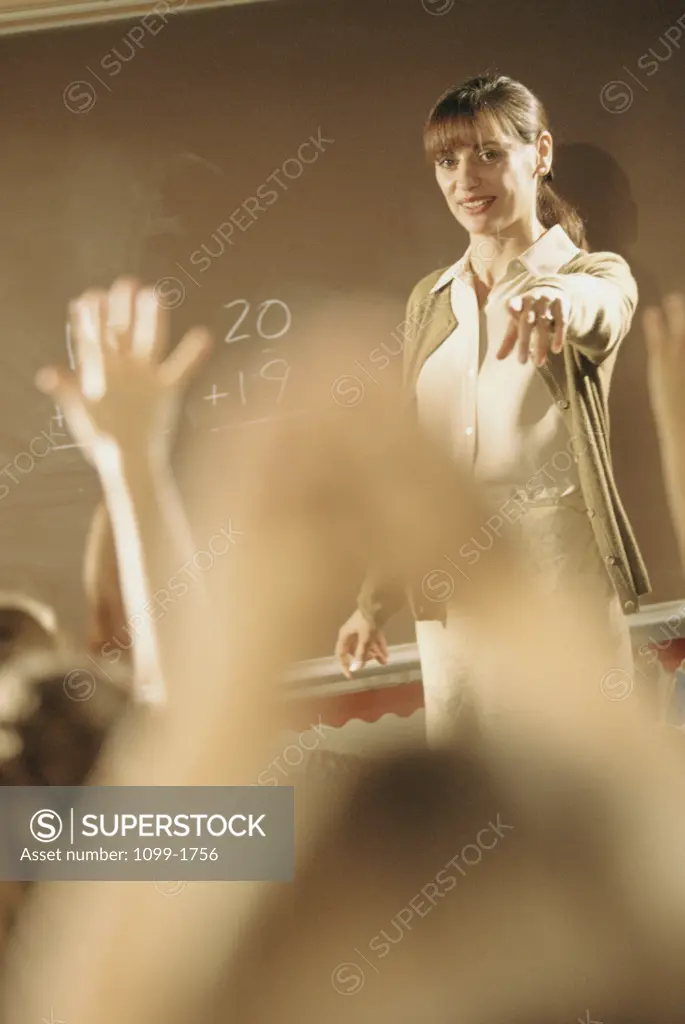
[423, 74, 588, 250]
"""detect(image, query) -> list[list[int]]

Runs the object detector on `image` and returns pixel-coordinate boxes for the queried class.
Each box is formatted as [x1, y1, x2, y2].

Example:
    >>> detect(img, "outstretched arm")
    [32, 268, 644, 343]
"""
[498, 253, 638, 366]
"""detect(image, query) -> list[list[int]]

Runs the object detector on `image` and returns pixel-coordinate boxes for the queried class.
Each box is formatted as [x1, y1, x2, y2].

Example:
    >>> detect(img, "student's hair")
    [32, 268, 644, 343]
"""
[0, 593, 60, 667]
[208, 745, 685, 1024]
[0, 651, 130, 785]
[423, 74, 588, 250]
[0, 652, 130, 947]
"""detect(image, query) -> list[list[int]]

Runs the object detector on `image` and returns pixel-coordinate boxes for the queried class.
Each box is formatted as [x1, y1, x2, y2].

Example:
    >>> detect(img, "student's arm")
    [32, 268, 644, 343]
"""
[83, 500, 126, 656]
[39, 280, 211, 701]
[96, 441, 199, 702]
[643, 292, 685, 572]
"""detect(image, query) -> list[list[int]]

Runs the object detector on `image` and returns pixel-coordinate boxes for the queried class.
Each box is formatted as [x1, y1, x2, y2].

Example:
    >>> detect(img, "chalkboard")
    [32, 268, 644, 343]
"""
[0, 0, 683, 654]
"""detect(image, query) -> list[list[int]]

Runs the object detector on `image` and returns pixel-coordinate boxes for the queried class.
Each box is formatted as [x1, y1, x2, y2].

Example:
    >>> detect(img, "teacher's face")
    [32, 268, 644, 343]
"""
[434, 124, 543, 237]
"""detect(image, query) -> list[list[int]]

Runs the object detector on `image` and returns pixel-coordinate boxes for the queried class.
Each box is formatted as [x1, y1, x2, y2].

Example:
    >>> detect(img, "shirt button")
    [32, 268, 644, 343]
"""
[557, 399, 570, 410]
[623, 600, 636, 613]
[465, 427, 474, 436]
[468, 368, 476, 378]
[605, 555, 619, 567]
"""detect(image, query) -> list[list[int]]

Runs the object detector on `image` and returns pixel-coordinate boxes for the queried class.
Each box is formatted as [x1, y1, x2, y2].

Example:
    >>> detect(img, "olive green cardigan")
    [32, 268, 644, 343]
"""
[357, 250, 651, 628]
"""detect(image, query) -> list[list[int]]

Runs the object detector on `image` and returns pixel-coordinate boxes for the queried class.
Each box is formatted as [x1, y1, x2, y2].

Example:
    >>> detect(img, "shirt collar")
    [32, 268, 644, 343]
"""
[429, 224, 580, 294]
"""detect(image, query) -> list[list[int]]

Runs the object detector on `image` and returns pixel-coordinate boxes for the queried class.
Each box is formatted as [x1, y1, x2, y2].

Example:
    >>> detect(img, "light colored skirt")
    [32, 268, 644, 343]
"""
[416, 493, 635, 746]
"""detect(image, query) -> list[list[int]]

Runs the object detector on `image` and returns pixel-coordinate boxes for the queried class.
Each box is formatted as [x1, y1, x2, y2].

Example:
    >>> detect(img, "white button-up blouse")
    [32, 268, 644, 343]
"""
[415, 225, 584, 502]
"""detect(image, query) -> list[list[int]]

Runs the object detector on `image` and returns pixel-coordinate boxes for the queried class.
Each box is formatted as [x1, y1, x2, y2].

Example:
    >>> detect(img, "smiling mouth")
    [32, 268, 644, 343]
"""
[459, 197, 496, 214]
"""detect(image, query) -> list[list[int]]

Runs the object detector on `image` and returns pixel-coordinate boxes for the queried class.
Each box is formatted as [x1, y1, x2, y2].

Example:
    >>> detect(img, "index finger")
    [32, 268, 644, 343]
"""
[550, 296, 567, 355]
[70, 292, 107, 401]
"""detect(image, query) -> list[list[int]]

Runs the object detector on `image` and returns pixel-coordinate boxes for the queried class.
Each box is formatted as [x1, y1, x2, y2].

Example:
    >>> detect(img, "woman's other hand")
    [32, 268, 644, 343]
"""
[335, 608, 389, 680]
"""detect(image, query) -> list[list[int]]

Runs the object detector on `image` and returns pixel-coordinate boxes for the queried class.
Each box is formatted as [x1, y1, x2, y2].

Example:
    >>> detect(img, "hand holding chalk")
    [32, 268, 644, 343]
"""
[334, 610, 389, 680]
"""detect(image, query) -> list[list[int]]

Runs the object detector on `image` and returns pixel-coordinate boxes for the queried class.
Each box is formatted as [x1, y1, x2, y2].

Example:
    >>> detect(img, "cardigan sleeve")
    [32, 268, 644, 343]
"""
[531, 251, 638, 363]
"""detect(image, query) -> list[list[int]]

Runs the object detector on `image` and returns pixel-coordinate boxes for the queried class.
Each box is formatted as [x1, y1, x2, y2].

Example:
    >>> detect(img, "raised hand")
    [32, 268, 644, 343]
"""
[35, 278, 211, 464]
[34, 279, 212, 705]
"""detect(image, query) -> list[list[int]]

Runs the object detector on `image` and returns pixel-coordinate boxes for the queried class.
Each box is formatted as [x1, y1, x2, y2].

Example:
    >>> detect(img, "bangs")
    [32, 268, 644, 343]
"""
[423, 105, 519, 163]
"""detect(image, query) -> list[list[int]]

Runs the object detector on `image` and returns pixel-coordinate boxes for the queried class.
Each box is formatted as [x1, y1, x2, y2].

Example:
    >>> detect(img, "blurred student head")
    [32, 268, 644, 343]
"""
[0, 592, 60, 669]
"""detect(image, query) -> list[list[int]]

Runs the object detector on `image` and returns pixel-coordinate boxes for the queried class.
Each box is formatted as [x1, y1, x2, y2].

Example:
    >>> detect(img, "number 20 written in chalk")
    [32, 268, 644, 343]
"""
[223, 299, 291, 344]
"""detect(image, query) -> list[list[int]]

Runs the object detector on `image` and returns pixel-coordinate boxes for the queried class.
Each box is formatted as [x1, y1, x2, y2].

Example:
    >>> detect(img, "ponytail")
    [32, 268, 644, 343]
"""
[537, 175, 588, 250]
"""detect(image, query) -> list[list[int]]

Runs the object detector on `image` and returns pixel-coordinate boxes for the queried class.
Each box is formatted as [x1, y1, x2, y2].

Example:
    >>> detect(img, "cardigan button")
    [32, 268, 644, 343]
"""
[586, 508, 596, 518]
[623, 600, 636, 613]
[557, 399, 570, 410]
[605, 555, 619, 566]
